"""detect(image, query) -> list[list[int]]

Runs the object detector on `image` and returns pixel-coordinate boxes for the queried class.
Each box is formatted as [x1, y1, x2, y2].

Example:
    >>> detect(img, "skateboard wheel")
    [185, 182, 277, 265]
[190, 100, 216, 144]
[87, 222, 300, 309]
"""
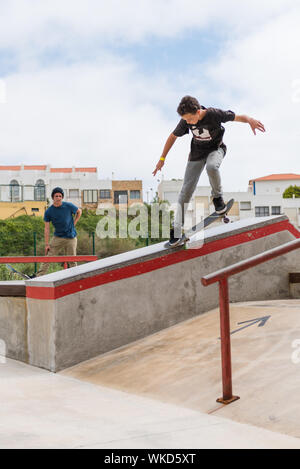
[223, 216, 230, 224]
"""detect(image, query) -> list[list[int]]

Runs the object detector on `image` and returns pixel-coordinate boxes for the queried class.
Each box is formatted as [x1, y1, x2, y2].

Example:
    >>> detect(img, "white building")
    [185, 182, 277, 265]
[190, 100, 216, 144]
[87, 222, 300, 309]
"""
[0, 164, 143, 218]
[0, 164, 106, 207]
[249, 174, 300, 196]
[158, 174, 300, 228]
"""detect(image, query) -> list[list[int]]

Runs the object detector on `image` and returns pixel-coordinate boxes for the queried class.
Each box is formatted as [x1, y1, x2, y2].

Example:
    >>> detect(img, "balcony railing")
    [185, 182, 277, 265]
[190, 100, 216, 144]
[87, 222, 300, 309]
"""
[0, 184, 46, 202]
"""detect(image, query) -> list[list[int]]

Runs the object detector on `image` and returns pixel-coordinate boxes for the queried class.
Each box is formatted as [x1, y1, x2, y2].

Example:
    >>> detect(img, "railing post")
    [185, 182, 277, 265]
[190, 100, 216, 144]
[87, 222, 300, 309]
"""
[92, 232, 95, 255]
[217, 278, 240, 405]
[33, 231, 37, 274]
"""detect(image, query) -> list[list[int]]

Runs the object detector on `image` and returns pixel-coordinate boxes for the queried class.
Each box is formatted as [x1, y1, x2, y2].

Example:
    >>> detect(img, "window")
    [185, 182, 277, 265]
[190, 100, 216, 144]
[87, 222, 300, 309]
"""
[83, 190, 98, 203]
[114, 190, 128, 204]
[272, 206, 281, 215]
[130, 190, 141, 200]
[255, 206, 270, 217]
[99, 190, 111, 199]
[240, 201, 251, 211]
[34, 179, 46, 201]
[10, 180, 20, 202]
[69, 189, 79, 199]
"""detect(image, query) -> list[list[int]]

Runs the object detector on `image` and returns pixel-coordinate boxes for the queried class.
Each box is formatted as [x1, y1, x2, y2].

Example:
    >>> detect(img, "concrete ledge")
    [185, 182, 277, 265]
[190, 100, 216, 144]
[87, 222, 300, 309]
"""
[26, 216, 290, 290]
[0, 281, 26, 297]
[1, 216, 299, 372]
[23, 216, 300, 372]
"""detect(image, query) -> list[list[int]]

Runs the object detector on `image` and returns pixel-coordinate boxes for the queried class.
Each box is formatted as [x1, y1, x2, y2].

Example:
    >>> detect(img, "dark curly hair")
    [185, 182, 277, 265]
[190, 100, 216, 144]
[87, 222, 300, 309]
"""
[177, 96, 200, 116]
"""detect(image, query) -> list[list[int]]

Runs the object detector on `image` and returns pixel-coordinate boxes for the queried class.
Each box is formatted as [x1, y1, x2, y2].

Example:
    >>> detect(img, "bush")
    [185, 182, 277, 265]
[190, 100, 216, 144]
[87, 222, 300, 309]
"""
[0, 203, 172, 279]
[283, 185, 300, 198]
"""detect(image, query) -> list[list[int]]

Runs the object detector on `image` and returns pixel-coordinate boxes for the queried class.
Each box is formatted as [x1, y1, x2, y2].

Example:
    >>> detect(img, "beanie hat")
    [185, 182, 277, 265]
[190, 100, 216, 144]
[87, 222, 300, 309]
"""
[51, 187, 64, 199]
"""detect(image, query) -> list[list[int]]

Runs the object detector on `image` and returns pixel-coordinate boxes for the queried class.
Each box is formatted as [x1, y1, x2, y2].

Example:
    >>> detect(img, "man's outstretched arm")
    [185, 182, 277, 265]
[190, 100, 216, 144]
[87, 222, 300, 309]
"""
[152, 133, 177, 176]
[234, 115, 265, 135]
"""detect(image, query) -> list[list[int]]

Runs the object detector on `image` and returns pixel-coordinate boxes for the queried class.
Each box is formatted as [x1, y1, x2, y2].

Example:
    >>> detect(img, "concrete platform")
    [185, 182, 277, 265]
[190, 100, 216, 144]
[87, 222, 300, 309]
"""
[61, 299, 300, 442]
[1, 215, 300, 448]
[20, 215, 300, 371]
[0, 354, 300, 449]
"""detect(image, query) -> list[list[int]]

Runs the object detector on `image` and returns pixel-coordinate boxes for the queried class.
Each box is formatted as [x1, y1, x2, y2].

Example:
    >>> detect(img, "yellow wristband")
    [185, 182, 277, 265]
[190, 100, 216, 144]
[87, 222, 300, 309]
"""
[160, 157, 165, 161]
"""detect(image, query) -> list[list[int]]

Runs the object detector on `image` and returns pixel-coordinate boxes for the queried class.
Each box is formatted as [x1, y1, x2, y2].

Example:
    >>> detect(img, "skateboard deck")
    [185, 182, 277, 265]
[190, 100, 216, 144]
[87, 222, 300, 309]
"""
[6, 264, 31, 280]
[165, 198, 234, 248]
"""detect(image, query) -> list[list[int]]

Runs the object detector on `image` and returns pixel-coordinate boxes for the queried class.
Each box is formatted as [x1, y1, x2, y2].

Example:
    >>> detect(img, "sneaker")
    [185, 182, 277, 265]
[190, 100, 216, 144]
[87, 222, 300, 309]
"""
[168, 227, 183, 247]
[213, 197, 227, 214]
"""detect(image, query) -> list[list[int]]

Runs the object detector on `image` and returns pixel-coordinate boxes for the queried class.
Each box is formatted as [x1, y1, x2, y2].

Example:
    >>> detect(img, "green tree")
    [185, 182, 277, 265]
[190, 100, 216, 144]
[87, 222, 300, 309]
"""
[76, 208, 101, 234]
[283, 185, 300, 198]
[0, 215, 44, 256]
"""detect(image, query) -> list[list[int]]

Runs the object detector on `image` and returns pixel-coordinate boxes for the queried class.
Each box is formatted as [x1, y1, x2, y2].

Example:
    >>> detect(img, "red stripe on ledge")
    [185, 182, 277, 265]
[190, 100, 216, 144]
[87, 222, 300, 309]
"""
[26, 220, 299, 300]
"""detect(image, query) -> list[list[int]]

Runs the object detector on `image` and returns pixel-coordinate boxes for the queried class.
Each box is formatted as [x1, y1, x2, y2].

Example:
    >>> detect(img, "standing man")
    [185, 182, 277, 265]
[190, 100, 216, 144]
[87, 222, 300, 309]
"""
[153, 95, 265, 246]
[37, 187, 82, 276]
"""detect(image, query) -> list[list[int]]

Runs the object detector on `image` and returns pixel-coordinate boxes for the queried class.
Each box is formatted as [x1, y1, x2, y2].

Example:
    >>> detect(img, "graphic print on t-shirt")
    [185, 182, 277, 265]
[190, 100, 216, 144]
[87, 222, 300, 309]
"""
[191, 127, 212, 141]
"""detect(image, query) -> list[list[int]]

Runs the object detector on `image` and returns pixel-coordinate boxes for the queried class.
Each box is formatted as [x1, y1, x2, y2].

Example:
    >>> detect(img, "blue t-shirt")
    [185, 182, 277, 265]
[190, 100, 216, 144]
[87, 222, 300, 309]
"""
[44, 202, 78, 238]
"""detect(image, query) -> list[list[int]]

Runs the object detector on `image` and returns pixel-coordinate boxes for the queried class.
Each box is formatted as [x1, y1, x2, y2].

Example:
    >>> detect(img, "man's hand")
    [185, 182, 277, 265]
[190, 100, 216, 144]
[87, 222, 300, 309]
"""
[235, 114, 265, 135]
[152, 133, 177, 177]
[152, 159, 165, 177]
[248, 118, 265, 135]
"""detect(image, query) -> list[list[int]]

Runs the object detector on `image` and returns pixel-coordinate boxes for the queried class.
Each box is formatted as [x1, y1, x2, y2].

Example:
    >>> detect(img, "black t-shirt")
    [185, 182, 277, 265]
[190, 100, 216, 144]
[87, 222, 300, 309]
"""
[173, 107, 235, 161]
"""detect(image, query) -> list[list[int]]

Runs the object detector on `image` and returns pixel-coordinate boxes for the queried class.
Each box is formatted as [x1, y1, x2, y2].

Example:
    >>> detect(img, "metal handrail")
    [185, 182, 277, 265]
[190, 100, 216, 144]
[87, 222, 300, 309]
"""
[201, 238, 300, 405]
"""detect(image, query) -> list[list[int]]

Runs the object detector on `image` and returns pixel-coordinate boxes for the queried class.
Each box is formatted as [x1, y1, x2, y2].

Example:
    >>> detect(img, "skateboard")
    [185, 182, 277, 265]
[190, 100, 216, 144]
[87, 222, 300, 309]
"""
[165, 198, 234, 248]
[6, 264, 31, 280]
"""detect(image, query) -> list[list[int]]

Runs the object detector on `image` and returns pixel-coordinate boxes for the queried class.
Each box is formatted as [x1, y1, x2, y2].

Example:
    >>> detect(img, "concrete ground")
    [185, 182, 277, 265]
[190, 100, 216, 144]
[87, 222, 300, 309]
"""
[1, 299, 300, 449]
[61, 299, 300, 443]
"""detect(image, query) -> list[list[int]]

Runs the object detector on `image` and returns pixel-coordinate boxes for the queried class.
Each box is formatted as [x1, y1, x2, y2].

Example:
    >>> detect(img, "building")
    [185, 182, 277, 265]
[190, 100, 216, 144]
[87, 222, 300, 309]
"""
[0, 165, 143, 219]
[249, 174, 300, 196]
[158, 174, 300, 228]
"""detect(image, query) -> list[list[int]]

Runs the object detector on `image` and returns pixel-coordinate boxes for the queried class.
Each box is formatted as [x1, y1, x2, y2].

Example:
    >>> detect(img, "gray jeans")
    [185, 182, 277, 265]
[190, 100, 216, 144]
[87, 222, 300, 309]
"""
[174, 148, 225, 233]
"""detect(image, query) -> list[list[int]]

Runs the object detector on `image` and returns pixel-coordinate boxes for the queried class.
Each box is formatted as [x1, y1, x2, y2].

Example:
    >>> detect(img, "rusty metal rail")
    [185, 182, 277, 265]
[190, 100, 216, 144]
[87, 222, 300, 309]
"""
[201, 238, 300, 405]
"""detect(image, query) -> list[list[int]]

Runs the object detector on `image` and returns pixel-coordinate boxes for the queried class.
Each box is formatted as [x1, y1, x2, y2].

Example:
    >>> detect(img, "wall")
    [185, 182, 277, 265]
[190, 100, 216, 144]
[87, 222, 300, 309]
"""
[255, 179, 300, 196]
[24, 215, 300, 372]
[112, 180, 143, 207]
[1, 216, 299, 372]
[0, 201, 47, 219]
[0, 296, 28, 363]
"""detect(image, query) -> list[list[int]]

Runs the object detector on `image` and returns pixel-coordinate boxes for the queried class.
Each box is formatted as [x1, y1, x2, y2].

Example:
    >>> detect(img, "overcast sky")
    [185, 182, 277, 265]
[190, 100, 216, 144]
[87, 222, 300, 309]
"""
[0, 0, 299, 200]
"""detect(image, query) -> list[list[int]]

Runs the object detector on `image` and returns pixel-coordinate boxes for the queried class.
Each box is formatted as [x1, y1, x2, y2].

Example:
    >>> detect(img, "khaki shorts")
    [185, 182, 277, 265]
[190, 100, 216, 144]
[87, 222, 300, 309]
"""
[37, 236, 77, 276]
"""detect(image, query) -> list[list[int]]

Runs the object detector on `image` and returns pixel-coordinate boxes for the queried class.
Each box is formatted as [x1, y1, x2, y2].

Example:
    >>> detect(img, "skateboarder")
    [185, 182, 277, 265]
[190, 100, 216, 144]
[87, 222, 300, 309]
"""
[36, 187, 82, 276]
[153, 95, 265, 247]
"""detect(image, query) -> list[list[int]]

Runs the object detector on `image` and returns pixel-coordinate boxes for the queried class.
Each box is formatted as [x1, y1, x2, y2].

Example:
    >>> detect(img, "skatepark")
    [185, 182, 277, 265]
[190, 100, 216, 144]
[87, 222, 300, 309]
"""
[1, 214, 300, 448]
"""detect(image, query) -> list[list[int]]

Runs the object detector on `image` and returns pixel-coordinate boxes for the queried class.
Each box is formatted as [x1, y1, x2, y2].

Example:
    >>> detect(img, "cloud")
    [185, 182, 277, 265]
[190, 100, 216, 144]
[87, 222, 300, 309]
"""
[0, 0, 295, 50]
[0, 57, 179, 185]
[0, 0, 299, 199]
[199, 4, 300, 188]
[161, 2, 300, 191]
